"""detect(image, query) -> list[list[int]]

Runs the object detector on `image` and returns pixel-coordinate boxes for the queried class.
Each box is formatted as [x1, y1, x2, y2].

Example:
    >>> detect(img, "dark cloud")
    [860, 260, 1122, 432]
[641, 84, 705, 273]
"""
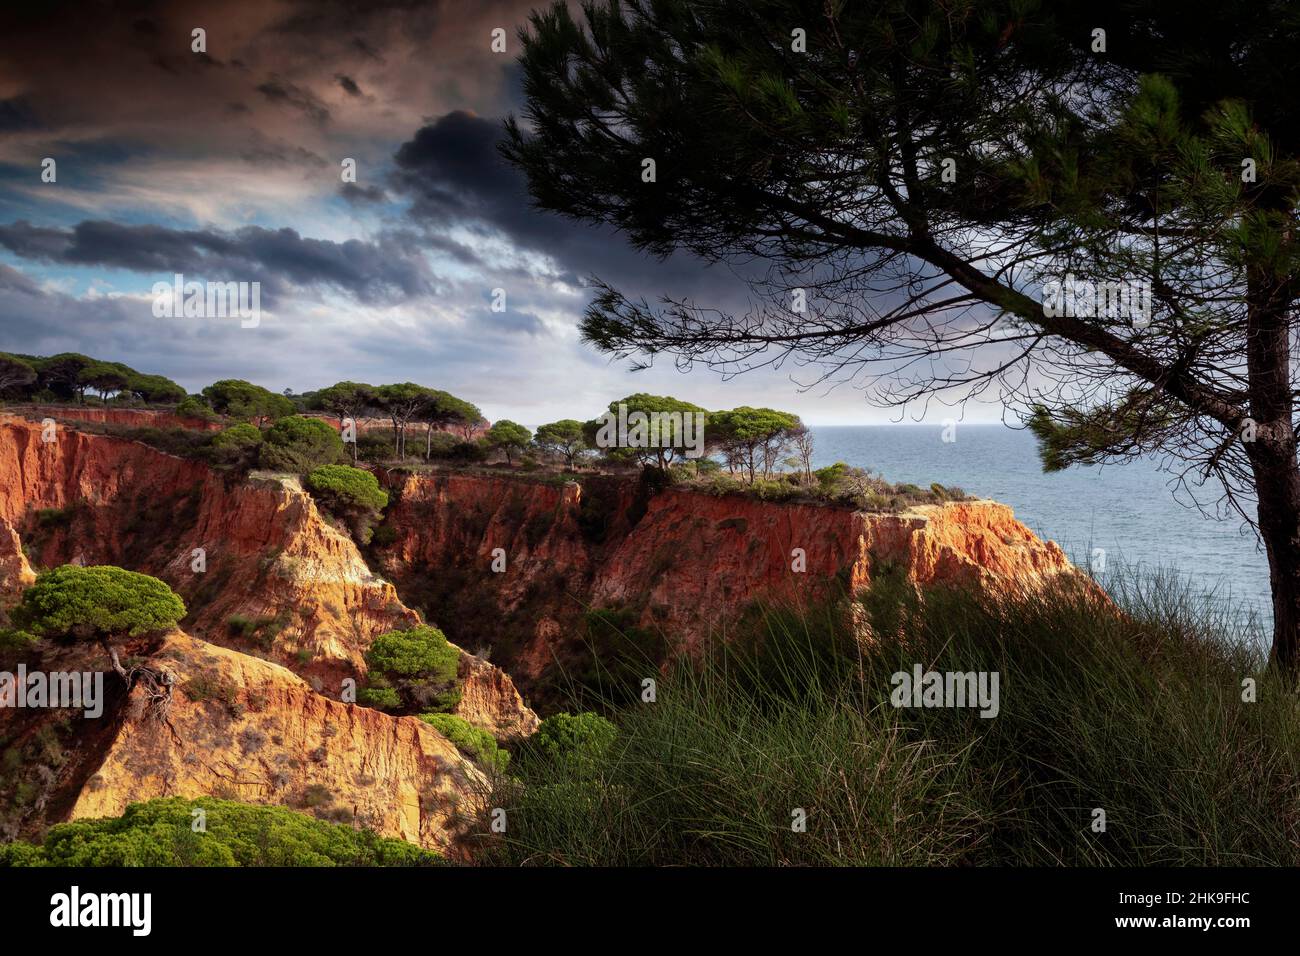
[339, 182, 389, 204]
[351, 36, 385, 62]
[0, 220, 435, 306]
[483, 304, 546, 336]
[0, 0, 847, 423]
[239, 139, 330, 168]
[0, 97, 40, 132]
[255, 76, 331, 124]
[0, 264, 41, 295]
[390, 110, 749, 300]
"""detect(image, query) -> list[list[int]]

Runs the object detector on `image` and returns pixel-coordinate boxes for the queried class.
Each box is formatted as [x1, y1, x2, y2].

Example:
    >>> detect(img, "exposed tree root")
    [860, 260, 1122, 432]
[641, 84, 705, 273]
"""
[106, 644, 176, 723]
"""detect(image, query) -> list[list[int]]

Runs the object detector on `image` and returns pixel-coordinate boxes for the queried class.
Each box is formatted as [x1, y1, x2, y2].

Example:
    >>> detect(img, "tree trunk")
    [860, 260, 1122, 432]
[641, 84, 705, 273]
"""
[1250, 448, 1300, 678]
[1244, 262, 1300, 679]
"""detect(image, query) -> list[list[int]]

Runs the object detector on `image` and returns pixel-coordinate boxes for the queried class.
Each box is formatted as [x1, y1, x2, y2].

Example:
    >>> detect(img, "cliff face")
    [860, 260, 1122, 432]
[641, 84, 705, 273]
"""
[0, 409, 1093, 853]
[1, 631, 487, 854]
[76, 632, 487, 854]
[0, 415, 537, 736]
[0, 518, 35, 604]
[376, 471, 1089, 689]
[0, 415, 415, 682]
[8, 405, 222, 431]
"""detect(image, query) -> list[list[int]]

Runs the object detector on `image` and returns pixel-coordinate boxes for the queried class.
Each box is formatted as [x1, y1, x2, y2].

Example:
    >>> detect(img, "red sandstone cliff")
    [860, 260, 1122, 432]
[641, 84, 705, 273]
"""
[0, 630, 488, 853]
[8, 405, 223, 431]
[0, 414, 537, 738]
[0, 410, 1098, 853]
[375, 471, 1092, 689]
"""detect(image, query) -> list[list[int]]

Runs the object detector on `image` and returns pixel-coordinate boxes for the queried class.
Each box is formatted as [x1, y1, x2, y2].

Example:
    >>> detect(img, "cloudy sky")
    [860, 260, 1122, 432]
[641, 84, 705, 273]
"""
[0, 0, 1006, 428]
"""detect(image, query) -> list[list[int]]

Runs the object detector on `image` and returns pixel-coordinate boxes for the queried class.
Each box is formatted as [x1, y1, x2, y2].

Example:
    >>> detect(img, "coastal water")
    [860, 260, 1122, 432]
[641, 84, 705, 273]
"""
[809, 425, 1270, 632]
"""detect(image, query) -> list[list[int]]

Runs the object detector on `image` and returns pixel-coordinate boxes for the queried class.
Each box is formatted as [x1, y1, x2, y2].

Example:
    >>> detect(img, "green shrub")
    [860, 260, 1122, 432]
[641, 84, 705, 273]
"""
[0, 628, 37, 655]
[35, 503, 83, 529]
[306, 465, 388, 512]
[227, 614, 255, 637]
[366, 626, 459, 679]
[813, 461, 848, 489]
[0, 797, 438, 866]
[448, 439, 489, 463]
[356, 431, 397, 463]
[370, 523, 398, 547]
[524, 712, 616, 771]
[212, 422, 262, 448]
[11, 566, 186, 642]
[175, 396, 217, 422]
[419, 713, 510, 773]
[424, 431, 459, 459]
[258, 416, 345, 473]
[306, 464, 389, 544]
[357, 685, 402, 711]
[361, 626, 461, 715]
[208, 422, 263, 468]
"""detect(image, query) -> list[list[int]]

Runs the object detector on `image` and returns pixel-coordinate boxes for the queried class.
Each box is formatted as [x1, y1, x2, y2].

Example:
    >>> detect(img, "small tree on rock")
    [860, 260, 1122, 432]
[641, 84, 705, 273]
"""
[12, 565, 187, 643]
[306, 465, 389, 544]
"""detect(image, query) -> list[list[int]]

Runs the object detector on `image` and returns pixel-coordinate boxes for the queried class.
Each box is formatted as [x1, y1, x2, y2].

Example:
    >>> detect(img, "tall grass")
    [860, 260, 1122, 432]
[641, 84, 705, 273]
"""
[477, 569, 1300, 866]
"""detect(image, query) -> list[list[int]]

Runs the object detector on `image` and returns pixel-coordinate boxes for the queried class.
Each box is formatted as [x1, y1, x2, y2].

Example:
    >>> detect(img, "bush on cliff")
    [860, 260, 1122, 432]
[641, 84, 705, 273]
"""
[361, 626, 461, 714]
[212, 422, 262, 448]
[0, 797, 439, 866]
[419, 713, 510, 774]
[356, 431, 397, 463]
[209, 422, 263, 467]
[11, 566, 186, 643]
[175, 395, 218, 422]
[687, 461, 968, 512]
[306, 465, 389, 544]
[482, 571, 1298, 866]
[520, 712, 616, 773]
[258, 415, 346, 473]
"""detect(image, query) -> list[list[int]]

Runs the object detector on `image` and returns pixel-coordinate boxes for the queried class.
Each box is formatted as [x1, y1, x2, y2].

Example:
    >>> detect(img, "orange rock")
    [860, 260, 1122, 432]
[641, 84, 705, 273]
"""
[0, 415, 538, 737]
[0, 517, 35, 605]
[378, 472, 1095, 674]
[68, 631, 487, 854]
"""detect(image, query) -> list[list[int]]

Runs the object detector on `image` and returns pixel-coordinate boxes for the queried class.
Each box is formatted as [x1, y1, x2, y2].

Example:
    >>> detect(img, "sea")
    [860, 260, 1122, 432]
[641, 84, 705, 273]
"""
[809, 425, 1271, 634]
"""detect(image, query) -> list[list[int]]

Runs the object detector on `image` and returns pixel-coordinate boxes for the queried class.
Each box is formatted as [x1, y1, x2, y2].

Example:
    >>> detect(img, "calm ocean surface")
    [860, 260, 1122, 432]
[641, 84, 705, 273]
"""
[809, 425, 1270, 630]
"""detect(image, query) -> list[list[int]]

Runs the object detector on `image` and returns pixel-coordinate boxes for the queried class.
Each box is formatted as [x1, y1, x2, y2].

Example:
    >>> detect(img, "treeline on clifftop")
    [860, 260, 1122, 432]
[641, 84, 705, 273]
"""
[0, 351, 186, 405]
[3, 357, 969, 516]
